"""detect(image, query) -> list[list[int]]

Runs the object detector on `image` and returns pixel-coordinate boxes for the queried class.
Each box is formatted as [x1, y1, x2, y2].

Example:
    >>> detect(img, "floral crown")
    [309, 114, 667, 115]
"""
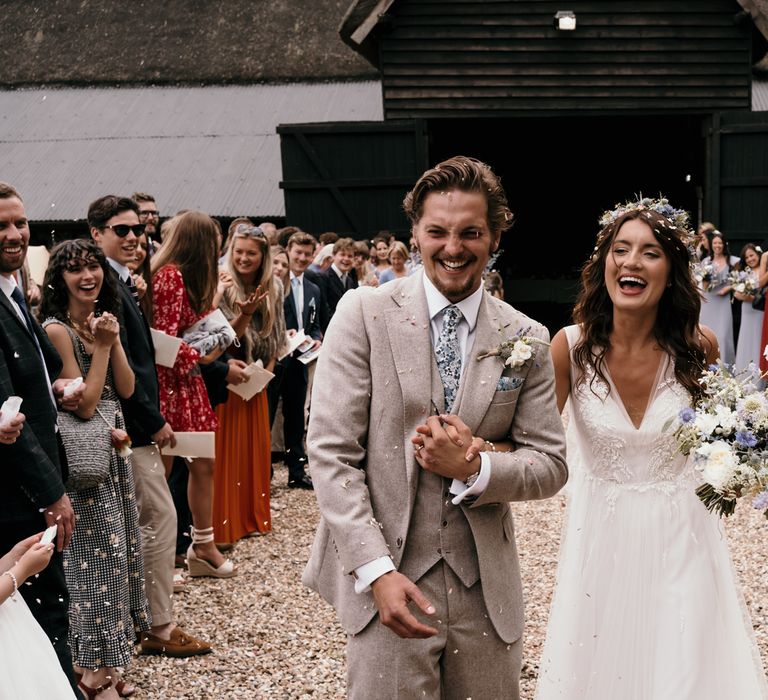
[595, 196, 696, 255]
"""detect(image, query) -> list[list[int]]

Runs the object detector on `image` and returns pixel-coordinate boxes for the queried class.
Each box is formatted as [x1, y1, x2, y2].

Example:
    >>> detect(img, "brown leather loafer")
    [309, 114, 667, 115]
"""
[139, 626, 213, 657]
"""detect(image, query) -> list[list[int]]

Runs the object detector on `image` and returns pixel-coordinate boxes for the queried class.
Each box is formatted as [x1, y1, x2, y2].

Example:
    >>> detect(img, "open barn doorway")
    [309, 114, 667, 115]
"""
[429, 114, 706, 333]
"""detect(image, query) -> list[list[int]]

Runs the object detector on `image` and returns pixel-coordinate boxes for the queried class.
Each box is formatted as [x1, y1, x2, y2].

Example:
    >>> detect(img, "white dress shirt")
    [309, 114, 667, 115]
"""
[107, 257, 132, 284]
[0, 273, 57, 410]
[353, 276, 492, 593]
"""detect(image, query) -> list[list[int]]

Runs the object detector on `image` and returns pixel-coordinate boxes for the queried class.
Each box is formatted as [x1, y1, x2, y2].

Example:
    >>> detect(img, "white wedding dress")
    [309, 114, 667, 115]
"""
[535, 325, 768, 700]
[0, 593, 74, 699]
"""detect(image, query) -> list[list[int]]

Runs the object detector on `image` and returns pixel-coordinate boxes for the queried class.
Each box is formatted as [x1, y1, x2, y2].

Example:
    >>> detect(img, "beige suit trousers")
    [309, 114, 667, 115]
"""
[346, 561, 521, 700]
[131, 445, 177, 627]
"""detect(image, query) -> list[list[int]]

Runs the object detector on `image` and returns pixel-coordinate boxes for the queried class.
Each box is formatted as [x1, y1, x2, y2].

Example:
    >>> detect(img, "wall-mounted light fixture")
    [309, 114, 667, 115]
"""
[554, 11, 577, 31]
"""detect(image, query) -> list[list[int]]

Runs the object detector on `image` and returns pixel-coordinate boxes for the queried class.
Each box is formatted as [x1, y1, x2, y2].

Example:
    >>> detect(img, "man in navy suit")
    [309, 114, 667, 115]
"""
[90, 194, 212, 657]
[319, 237, 358, 331]
[0, 182, 85, 689]
[279, 231, 323, 489]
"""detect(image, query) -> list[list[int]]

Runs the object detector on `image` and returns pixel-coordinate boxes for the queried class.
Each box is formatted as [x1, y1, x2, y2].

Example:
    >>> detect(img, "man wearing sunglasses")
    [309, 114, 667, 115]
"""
[132, 192, 160, 246]
[89, 195, 212, 658]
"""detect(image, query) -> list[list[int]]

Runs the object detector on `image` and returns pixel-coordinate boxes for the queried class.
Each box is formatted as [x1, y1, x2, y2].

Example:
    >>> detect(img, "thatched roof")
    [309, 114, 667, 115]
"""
[0, 0, 377, 87]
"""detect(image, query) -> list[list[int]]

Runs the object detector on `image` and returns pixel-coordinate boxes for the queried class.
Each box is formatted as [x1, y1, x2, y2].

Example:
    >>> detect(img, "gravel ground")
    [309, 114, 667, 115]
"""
[129, 463, 768, 699]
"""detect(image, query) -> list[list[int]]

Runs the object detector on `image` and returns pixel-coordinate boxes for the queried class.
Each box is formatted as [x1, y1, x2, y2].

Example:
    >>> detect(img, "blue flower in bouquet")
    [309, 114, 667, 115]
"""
[679, 407, 696, 424]
[753, 491, 768, 511]
[735, 430, 758, 448]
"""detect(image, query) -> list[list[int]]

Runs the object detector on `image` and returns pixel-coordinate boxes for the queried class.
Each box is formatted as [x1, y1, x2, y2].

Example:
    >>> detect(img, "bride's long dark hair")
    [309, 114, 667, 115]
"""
[572, 208, 709, 400]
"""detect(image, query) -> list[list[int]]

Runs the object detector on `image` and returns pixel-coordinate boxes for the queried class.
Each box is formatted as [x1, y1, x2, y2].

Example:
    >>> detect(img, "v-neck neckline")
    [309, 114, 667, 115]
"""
[603, 354, 668, 431]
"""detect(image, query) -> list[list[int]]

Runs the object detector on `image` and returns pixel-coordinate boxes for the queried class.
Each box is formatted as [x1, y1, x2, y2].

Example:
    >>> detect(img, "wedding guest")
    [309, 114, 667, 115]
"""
[132, 192, 161, 247]
[351, 241, 377, 288]
[734, 243, 763, 370]
[258, 222, 278, 246]
[378, 241, 411, 284]
[371, 234, 391, 279]
[318, 231, 339, 247]
[536, 198, 767, 698]
[695, 221, 716, 261]
[273, 231, 322, 489]
[0, 182, 82, 692]
[484, 270, 505, 300]
[151, 211, 235, 578]
[42, 239, 151, 699]
[89, 196, 211, 659]
[309, 243, 334, 274]
[699, 230, 739, 364]
[0, 534, 73, 699]
[127, 229, 153, 322]
[213, 224, 285, 543]
[272, 245, 290, 293]
[319, 237, 357, 326]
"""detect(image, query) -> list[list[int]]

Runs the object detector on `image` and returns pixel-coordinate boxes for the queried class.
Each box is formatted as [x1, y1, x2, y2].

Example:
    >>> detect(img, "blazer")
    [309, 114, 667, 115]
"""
[303, 271, 568, 643]
[0, 290, 66, 522]
[114, 271, 166, 447]
[319, 267, 357, 330]
[283, 274, 323, 342]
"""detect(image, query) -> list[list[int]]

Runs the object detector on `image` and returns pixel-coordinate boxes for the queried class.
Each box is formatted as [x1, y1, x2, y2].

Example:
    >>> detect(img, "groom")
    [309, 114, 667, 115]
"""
[304, 156, 567, 698]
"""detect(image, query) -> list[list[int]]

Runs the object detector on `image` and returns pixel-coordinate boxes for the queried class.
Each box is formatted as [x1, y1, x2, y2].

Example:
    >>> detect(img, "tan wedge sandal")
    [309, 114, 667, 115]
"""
[186, 526, 237, 578]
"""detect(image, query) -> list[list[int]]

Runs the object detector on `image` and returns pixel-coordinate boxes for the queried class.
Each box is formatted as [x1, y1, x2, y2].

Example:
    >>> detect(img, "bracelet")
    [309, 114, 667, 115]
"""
[2, 570, 18, 598]
[484, 440, 497, 452]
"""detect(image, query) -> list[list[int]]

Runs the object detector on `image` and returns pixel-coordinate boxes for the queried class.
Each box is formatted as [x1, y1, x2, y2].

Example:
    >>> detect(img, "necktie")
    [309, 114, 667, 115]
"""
[291, 277, 303, 330]
[10, 286, 39, 343]
[125, 275, 142, 311]
[435, 305, 463, 413]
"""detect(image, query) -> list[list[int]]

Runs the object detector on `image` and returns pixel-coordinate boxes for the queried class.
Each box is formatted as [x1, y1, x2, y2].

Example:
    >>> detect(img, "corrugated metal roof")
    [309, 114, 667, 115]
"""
[0, 82, 383, 221]
[753, 79, 768, 111]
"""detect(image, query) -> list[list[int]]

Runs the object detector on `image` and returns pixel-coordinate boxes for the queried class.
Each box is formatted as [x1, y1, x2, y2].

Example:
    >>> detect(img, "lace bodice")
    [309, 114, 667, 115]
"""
[565, 325, 694, 486]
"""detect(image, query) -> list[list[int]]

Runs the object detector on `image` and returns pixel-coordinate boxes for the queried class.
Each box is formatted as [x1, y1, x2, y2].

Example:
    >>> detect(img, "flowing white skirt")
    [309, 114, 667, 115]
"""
[0, 595, 73, 700]
[535, 467, 768, 700]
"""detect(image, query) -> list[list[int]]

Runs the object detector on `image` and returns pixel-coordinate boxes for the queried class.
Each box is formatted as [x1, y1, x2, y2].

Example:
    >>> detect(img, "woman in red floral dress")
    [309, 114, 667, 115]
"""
[151, 211, 235, 578]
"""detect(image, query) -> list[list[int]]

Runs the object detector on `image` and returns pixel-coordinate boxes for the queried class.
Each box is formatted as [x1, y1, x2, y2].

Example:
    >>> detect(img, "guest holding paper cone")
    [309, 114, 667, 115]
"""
[150, 211, 236, 579]
[212, 224, 286, 544]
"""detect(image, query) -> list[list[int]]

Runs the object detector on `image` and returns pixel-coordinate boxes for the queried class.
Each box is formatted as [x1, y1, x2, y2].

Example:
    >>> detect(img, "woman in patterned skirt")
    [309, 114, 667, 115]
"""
[41, 239, 151, 699]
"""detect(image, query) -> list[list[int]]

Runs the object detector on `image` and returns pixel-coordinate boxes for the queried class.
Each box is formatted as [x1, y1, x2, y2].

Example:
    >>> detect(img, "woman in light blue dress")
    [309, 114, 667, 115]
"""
[734, 243, 764, 370]
[699, 231, 740, 364]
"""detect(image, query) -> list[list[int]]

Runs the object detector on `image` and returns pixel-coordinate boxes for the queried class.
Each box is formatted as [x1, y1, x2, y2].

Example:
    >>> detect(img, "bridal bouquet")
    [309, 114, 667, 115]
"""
[692, 261, 715, 291]
[672, 362, 768, 518]
[727, 269, 758, 296]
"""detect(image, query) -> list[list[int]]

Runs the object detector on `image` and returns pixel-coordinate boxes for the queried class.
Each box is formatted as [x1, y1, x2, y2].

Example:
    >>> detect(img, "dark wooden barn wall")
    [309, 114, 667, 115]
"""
[378, 0, 752, 118]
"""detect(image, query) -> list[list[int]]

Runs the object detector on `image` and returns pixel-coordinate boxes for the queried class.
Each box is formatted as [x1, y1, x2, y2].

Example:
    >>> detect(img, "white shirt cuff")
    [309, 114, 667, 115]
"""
[450, 452, 491, 505]
[353, 556, 396, 594]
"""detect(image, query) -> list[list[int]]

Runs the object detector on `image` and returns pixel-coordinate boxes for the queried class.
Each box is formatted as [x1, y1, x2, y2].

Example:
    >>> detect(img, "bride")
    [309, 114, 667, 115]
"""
[535, 199, 768, 699]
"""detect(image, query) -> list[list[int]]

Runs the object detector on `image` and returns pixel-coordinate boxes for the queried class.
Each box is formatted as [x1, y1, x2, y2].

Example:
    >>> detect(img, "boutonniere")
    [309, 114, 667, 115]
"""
[476, 326, 550, 369]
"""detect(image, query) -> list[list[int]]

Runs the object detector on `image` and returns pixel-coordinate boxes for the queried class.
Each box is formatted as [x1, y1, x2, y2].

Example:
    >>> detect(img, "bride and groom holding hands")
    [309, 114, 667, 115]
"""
[304, 156, 768, 698]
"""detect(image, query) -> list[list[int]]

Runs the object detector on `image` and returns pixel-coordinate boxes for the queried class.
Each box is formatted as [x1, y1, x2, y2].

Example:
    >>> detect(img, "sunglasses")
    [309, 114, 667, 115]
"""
[103, 223, 146, 237]
[234, 224, 265, 237]
[139, 210, 160, 219]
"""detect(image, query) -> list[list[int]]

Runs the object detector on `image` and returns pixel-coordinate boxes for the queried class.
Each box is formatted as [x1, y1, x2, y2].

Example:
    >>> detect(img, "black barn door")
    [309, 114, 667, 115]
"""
[707, 112, 768, 249]
[278, 120, 428, 237]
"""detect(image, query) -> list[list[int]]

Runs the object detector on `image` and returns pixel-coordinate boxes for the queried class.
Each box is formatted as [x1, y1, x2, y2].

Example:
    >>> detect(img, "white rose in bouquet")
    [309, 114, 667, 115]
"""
[696, 440, 740, 492]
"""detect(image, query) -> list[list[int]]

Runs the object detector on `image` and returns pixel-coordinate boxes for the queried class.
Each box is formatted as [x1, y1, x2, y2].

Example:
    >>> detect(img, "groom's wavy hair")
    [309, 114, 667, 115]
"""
[572, 209, 709, 400]
[403, 156, 514, 237]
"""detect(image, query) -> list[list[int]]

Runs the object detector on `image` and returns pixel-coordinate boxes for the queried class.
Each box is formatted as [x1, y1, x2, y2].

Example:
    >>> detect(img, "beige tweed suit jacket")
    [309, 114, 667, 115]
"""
[303, 271, 567, 644]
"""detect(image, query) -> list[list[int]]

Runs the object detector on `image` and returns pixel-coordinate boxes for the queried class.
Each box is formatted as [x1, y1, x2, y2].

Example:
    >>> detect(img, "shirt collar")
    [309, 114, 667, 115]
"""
[0, 273, 19, 301]
[422, 273, 484, 333]
[332, 263, 345, 279]
[107, 257, 131, 283]
[290, 271, 304, 284]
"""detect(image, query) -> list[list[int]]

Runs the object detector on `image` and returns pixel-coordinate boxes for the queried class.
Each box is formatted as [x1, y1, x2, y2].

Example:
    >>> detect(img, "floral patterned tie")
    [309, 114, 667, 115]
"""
[435, 305, 463, 413]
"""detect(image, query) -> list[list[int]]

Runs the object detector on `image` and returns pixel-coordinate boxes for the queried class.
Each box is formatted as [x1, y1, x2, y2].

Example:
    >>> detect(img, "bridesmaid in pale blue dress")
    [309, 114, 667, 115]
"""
[734, 243, 764, 369]
[699, 231, 740, 364]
